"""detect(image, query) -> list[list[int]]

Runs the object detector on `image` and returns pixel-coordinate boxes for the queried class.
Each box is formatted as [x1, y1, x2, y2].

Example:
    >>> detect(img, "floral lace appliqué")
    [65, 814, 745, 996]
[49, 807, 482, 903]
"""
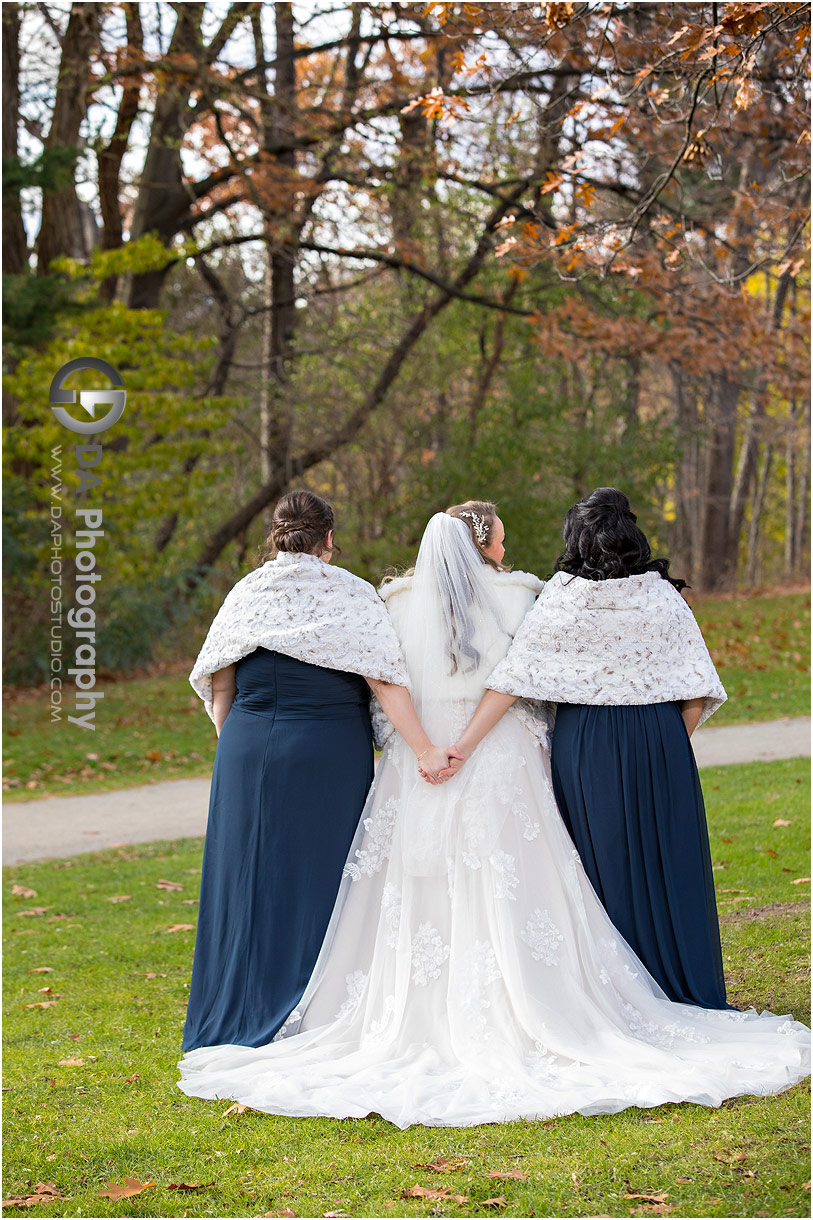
[521, 909, 564, 965]
[411, 922, 451, 986]
[343, 796, 399, 880]
[489, 850, 519, 901]
[335, 970, 367, 1020]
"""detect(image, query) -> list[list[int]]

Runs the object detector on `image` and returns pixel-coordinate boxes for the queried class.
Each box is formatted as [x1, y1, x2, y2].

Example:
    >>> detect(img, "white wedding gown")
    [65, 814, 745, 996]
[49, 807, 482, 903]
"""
[179, 522, 809, 1128]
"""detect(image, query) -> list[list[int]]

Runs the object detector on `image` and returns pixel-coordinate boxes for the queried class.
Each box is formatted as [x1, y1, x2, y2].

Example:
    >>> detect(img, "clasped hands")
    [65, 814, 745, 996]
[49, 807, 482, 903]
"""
[417, 744, 468, 785]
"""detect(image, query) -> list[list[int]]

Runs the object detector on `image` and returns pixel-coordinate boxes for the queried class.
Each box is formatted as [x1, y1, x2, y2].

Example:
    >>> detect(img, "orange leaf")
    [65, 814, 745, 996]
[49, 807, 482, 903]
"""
[156, 879, 184, 891]
[264, 1211, 297, 1218]
[484, 1170, 527, 1180]
[96, 1178, 156, 1201]
[402, 1184, 469, 1204]
[773, 818, 792, 827]
[24, 1000, 59, 1009]
[165, 924, 194, 933]
[790, 878, 810, 885]
[57, 1058, 83, 1067]
[107, 895, 131, 903]
[11, 885, 37, 899]
[2, 1182, 67, 1209]
[168, 1181, 215, 1191]
[221, 1102, 249, 1116]
[413, 1158, 470, 1173]
[20, 907, 53, 917]
[27, 967, 53, 974]
[481, 1199, 508, 1209]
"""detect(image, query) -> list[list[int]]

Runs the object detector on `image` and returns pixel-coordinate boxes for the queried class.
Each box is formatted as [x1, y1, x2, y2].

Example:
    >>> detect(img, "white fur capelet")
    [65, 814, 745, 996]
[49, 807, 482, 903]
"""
[190, 551, 409, 722]
[486, 570, 726, 727]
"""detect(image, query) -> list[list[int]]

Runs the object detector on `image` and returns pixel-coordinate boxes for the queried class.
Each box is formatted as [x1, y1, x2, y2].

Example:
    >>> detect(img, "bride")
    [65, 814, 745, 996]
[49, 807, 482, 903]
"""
[179, 509, 809, 1128]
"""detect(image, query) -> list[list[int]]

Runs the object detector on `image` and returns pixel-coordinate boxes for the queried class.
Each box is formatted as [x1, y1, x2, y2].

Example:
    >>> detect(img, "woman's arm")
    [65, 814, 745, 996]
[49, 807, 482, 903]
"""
[212, 664, 237, 737]
[366, 679, 461, 782]
[433, 689, 519, 780]
[680, 697, 705, 738]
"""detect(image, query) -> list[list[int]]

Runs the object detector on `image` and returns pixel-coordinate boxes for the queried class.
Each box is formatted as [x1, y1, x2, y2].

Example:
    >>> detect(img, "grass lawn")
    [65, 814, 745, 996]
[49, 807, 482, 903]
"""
[2, 591, 809, 802]
[2, 758, 809, 1218]
[692, 591, 810, 727]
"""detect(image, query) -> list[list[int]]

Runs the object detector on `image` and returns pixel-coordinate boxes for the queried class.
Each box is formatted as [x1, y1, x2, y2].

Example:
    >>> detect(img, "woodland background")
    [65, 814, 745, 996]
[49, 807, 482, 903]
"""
[3, 0, 810, 684]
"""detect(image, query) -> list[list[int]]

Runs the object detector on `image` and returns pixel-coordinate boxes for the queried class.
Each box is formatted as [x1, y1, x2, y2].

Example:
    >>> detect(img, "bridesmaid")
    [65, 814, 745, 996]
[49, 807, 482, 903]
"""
[452, 487, 730, 1010]
[183, 490, 452, 1051]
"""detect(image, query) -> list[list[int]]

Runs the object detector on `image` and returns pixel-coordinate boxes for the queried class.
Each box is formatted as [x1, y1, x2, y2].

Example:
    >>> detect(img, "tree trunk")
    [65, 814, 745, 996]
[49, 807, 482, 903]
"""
[671, 368, 701, 584]
[2, 5, 28, 276]
[699, 374, 738, 590]
[35, 2, 100, 274]
[746, 444, 773, 588]
[127, 4, 205, 308]
[97, 2, 143, 301]
[793, 399, 810, 578]
[728, 269, 792, 554]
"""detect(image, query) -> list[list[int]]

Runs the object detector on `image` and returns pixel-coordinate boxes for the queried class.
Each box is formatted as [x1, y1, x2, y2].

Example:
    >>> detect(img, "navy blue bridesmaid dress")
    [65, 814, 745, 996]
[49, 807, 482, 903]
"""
[182, 647, 374, 1051]
[550, 701, 729, 1010]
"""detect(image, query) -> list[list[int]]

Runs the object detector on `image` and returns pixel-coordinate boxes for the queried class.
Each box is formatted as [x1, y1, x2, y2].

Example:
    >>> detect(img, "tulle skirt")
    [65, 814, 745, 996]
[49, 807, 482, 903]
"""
[179, 708, 810, 1127]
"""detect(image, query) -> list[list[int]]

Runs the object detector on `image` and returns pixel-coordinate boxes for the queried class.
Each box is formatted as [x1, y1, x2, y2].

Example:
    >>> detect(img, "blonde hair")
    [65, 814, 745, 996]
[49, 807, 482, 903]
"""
[445, 500, 509, 571]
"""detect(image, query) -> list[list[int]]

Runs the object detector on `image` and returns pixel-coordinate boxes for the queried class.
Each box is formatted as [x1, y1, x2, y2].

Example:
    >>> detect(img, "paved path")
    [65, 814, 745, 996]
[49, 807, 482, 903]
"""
[3, 717, 809, 866]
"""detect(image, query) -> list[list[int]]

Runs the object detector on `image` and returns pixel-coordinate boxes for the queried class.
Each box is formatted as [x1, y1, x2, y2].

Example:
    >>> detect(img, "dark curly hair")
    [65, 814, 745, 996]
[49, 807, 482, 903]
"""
[555, 487, 686, 591]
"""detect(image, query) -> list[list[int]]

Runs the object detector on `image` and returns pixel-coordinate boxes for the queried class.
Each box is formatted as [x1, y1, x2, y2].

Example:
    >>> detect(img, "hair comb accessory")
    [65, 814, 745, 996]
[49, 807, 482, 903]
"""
[458, 510, 488, 547]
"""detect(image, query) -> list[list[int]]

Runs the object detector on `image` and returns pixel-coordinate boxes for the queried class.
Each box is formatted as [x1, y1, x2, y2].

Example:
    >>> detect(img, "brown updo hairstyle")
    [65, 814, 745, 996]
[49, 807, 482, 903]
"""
[445, 499, 509, 571]
[259, 489, 336, 562]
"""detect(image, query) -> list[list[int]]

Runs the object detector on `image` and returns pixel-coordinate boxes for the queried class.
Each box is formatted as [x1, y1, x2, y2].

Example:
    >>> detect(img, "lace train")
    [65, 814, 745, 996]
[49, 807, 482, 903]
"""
[179, 714, 809, 1128]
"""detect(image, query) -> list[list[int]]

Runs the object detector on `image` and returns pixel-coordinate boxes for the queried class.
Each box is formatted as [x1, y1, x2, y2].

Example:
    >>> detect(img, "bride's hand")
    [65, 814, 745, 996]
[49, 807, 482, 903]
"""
[417, 741, 461, 780]
[437, 744, 467, 780]
[419, 745, 466, 784]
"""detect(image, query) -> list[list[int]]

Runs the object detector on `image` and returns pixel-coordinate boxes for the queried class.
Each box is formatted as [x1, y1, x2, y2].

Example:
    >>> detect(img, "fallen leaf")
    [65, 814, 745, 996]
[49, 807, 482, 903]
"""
[264, 1211, 296, 1218]
[324, 1212, 347, 1218]
[165, 924, 194, 933]
[96, 1178, 156, 1201]
[107, 895, 131, 903]
[167, 1181, 215, 1191]
[402, 1184, 469, 1204]
[27, 967, 53, 974]
[674, 1177, 693, 1183]
[145, 749, 163, 762]
[20, 907, 53, 917]
[2, 1181, 68, 1209]
[791, 878, 810, 885]
[156, 879, 184, 891]
[480, 1198, 508, 1209]
[414, 1157, 470, 1173]
[773, 819, 791, 827]
[11, 885, 37, 899]
[57, 1058, 84, 1067]
[484, 1170, 527, 1180]
[144, 972, 167, 979]
[624, 1193, 669, 1203]
[221, 1102, 249, 1116]
[124, 1074, 139, 1083]
[24, 1000, 59, 1009]
[181, 898, 199, 905]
